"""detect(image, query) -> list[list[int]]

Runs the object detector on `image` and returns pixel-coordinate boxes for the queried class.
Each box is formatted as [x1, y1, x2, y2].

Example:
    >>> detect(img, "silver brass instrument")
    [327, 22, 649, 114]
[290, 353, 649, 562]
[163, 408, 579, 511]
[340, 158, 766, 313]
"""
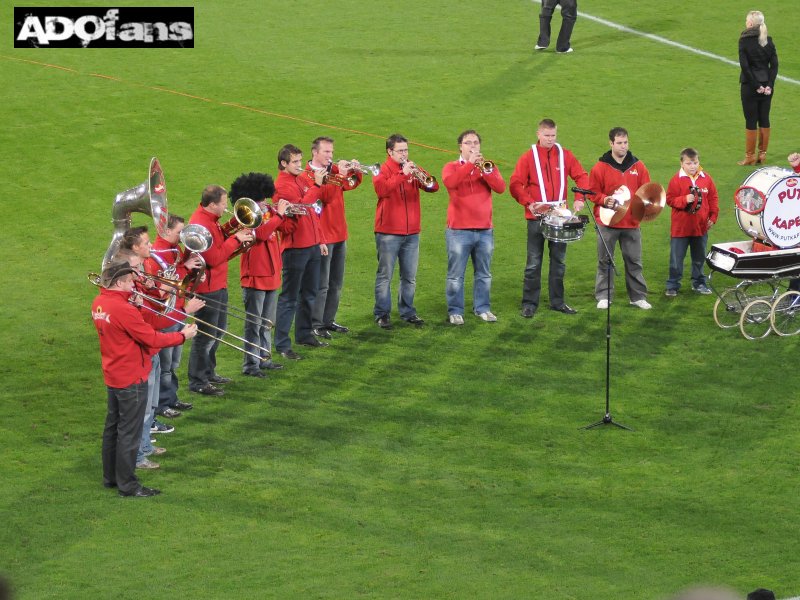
[88, 273, 271, 360]
[342, 160, 380, 176]
[178, 223, 212, 291]
[102, 157, 169, 270]
[403, 162, 437, 189]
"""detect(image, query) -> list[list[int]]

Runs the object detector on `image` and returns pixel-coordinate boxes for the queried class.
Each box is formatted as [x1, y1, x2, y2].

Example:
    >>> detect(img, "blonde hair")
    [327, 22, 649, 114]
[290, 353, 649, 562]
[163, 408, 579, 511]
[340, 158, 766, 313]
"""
[747, 10, 768, 47]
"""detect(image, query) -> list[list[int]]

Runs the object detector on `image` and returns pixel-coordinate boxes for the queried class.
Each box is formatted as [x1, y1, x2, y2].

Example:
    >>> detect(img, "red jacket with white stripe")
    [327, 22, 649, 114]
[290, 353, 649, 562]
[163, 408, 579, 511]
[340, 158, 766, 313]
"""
[510, 144, 589, 220]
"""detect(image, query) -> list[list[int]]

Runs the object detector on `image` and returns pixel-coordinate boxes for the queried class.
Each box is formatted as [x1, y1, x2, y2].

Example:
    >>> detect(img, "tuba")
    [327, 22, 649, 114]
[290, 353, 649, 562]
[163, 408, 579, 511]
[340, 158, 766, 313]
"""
[102, 157, 169, 270]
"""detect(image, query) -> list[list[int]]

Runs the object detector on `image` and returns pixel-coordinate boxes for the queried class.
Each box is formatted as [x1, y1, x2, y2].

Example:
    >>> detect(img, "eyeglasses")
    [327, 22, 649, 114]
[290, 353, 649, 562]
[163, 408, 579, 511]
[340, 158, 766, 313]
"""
[392, 148, 409, 154]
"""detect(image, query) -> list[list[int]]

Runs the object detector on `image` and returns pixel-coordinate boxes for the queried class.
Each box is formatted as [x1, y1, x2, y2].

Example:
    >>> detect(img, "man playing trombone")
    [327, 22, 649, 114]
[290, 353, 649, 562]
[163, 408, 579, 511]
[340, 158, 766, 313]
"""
[442, 129, 506, 325]
[303, 136, 362, 339]
[510, 118, 590, 318]
[187, 185, 254, 396]
[373, 133, 439, 329]
[91, 260, 198, 497]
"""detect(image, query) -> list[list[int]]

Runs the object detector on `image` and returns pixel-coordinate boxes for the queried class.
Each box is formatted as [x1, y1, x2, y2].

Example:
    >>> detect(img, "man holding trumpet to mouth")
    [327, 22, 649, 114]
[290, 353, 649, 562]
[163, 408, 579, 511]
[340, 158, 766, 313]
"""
[187, 185, 255, 396]
[510, 118, 590, 319]
[442, 129, 506, 325]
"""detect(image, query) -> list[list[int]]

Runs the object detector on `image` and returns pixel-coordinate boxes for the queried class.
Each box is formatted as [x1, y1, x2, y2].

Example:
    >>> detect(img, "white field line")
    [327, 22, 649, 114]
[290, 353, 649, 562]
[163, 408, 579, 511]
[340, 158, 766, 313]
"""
[530, 0, 800, 86]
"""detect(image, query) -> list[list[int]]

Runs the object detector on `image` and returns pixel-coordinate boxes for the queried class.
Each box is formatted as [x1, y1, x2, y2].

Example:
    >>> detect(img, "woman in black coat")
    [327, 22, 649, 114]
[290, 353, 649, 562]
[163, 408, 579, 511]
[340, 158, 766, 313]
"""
[738, 10, 778, 165]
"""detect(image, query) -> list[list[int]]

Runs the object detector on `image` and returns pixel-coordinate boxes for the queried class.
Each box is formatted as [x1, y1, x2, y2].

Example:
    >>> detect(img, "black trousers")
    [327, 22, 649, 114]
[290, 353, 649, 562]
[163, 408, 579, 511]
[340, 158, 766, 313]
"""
[740, 84, 773, 129]
[537, 0, 578, 52]
[102, 382, 148, 494]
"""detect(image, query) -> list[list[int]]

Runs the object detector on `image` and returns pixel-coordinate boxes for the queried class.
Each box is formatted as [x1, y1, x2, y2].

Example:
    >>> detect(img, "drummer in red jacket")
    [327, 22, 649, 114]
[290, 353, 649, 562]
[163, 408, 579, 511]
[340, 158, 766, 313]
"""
[664, 148, 719, 297]
[92, 261, 197, 497]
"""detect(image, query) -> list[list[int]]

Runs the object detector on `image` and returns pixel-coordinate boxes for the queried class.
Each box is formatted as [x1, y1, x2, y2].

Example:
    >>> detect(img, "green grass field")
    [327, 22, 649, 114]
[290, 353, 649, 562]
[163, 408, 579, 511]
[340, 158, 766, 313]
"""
[2, 1, 800, 598]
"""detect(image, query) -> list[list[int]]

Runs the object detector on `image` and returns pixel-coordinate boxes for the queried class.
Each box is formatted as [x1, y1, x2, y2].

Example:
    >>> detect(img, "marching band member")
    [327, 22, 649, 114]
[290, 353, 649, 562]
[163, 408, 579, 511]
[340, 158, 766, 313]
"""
[442, 129, 505, 325]
[91, 260, 197, 497]
[304, 136, 361, 339]
[510, 118, 589, 318]
[273, 144, 327, 361]
[664, 148, 719, 297]
[143, 214, 203, 418]
[373, 133, 439, 329]
[588, 126, 652, 310]
[229, 172, 293, 376]
[187, 185, 254, 396]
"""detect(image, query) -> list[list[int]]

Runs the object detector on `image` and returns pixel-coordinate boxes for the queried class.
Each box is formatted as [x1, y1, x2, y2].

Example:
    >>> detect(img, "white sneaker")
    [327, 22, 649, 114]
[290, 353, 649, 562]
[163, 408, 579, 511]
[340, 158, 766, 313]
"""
[630, 299, 652, 310]
[596, 299, 609, 309]
[556, 48, 574, 54]
[534, 45, 547, 50]
[448, 314, 464, 325]
[476, 311, 498, 322]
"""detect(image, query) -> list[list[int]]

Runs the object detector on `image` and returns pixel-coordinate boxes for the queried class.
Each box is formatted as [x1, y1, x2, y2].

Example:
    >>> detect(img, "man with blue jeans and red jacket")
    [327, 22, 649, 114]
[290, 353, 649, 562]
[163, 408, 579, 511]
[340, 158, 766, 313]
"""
[442, 129, 506, 325]
[373, 133, 439, 329]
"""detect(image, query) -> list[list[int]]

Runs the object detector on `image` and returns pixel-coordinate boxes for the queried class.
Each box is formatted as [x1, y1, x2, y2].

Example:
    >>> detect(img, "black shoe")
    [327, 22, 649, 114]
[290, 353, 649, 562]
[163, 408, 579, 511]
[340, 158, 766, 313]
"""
[190, 383, 225, 396]
[160, 407, 182, 419]
[260, 361, 284, 370]
[119, 486, 161, 498]
[312, 327, 332, 340]
[242, 370, 266, 378]
[209, 374, 232, 384]
[299, 337, 329, 347]
[404, 315, 425, 326]
[520, 306, 536, 318]
[376, 316, 393, 329]
[174, 401, 193, 411]
[550, 304, 578, 315]
[279, 349, 302, 360]
[325, 322, 349, 333]
[103, 481, 117, 489]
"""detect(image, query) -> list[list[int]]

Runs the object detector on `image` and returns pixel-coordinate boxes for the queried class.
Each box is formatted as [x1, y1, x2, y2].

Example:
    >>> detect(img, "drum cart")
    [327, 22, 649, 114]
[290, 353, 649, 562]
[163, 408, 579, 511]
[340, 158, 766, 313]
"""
[706, 241, 800, 339]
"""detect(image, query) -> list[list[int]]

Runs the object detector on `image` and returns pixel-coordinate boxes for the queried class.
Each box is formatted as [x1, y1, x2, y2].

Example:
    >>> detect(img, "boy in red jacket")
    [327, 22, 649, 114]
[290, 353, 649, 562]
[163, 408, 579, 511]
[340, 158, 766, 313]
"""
[665, 148, 719, 296]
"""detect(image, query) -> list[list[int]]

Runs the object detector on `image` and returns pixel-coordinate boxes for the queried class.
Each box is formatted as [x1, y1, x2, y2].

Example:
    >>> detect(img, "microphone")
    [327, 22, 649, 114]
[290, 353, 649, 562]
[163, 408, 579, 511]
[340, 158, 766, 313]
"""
[571, 187, 595, 196]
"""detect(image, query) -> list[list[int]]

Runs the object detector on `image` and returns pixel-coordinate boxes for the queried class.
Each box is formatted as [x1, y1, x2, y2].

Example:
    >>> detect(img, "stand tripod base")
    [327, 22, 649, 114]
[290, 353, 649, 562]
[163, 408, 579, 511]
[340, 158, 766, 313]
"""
[581, 412, 634, 431]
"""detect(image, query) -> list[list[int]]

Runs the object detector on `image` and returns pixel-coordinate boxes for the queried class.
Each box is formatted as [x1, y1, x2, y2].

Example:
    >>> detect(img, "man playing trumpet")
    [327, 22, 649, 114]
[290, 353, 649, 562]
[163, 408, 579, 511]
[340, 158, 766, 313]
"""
[373, 133, 439, 329]
[442, 129, 505, 324]
[302, 136, 362, 339]
[188, 185, 254, 396]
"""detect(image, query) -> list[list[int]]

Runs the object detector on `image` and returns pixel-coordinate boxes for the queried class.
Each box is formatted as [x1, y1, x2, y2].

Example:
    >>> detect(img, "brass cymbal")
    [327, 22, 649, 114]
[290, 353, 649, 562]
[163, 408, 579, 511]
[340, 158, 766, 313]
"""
[635, 182, 666, 222]
[598, 185, 631, 226]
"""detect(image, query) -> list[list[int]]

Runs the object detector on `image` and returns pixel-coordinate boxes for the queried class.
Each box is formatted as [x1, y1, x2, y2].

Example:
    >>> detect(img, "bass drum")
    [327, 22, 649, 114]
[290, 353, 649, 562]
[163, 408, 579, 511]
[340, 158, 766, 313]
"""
[735, 166, 800, 248]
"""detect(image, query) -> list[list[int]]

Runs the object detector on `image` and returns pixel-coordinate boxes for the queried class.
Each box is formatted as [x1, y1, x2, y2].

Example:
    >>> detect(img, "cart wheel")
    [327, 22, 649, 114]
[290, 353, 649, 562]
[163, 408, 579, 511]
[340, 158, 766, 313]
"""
[713, 288, 745, 329]
[739, 299, 773, 340]
[770, 291, 800, 337]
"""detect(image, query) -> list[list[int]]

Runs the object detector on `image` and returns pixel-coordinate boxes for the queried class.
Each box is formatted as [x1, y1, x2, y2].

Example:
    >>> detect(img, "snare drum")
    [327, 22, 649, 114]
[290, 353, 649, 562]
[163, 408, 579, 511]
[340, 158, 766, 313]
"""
[541, 209, 587, 243]
[735, 166, 800, 248]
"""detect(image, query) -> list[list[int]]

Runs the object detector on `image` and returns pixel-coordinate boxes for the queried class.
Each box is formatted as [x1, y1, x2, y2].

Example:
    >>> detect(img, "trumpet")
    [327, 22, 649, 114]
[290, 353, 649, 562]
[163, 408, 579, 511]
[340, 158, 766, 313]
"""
[475, 159, 494, 175]
[341, 160, 381, 176]
[88, 273, 271, 360]
[403, 162, 437, 189]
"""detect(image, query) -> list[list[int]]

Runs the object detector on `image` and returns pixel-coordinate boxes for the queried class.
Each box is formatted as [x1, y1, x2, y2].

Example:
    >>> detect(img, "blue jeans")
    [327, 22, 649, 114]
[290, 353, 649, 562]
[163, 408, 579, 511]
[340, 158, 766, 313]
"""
[522, 219, 567, 310]
[102, 381, 148, 493]
[275, 246, 320, 352]
[666, 235, 708, 291]
[157, 322, 183, 412]
[188, 288, 228, 389]
[374, 233, 419, 320]
[312, 240, 346, 328]
[137, 353, 160, 462]
[445, 228, 493, 315]
[242, 287, 278, 372]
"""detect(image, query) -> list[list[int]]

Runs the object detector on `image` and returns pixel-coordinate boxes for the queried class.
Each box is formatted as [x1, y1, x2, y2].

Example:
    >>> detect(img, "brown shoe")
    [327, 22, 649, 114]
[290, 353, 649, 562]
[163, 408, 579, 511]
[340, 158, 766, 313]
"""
[738, 129, 757, 165]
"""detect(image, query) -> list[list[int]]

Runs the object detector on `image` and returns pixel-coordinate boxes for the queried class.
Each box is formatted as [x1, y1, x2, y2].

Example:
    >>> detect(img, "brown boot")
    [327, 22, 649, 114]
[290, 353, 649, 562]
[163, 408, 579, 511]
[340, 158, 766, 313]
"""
[738, 129, 758, 165]
[756, 127, 770, 164]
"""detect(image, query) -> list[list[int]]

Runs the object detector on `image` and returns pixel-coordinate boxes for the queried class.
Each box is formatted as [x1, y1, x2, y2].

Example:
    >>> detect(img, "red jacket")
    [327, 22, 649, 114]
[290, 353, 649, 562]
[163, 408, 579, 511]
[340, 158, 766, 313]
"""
[240, 208, 294, 291]
[92, 288, 185, 388]
[588, 151, 651, 229]
[373, 158, 439, 235]
[510, 144, 589, 219]
[666, 169, 720, 237]
[442, 159, 505, 229]
[301, 163, 362, 244]
[274, 170, 323, 249]
[189, 205, 242, 293]
[143, 236, 189, 315]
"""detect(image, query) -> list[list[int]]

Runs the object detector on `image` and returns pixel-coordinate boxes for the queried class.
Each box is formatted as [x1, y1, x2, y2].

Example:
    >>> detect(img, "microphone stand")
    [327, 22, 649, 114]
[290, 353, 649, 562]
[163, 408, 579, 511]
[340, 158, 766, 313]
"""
[579, 194, 633, 431]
